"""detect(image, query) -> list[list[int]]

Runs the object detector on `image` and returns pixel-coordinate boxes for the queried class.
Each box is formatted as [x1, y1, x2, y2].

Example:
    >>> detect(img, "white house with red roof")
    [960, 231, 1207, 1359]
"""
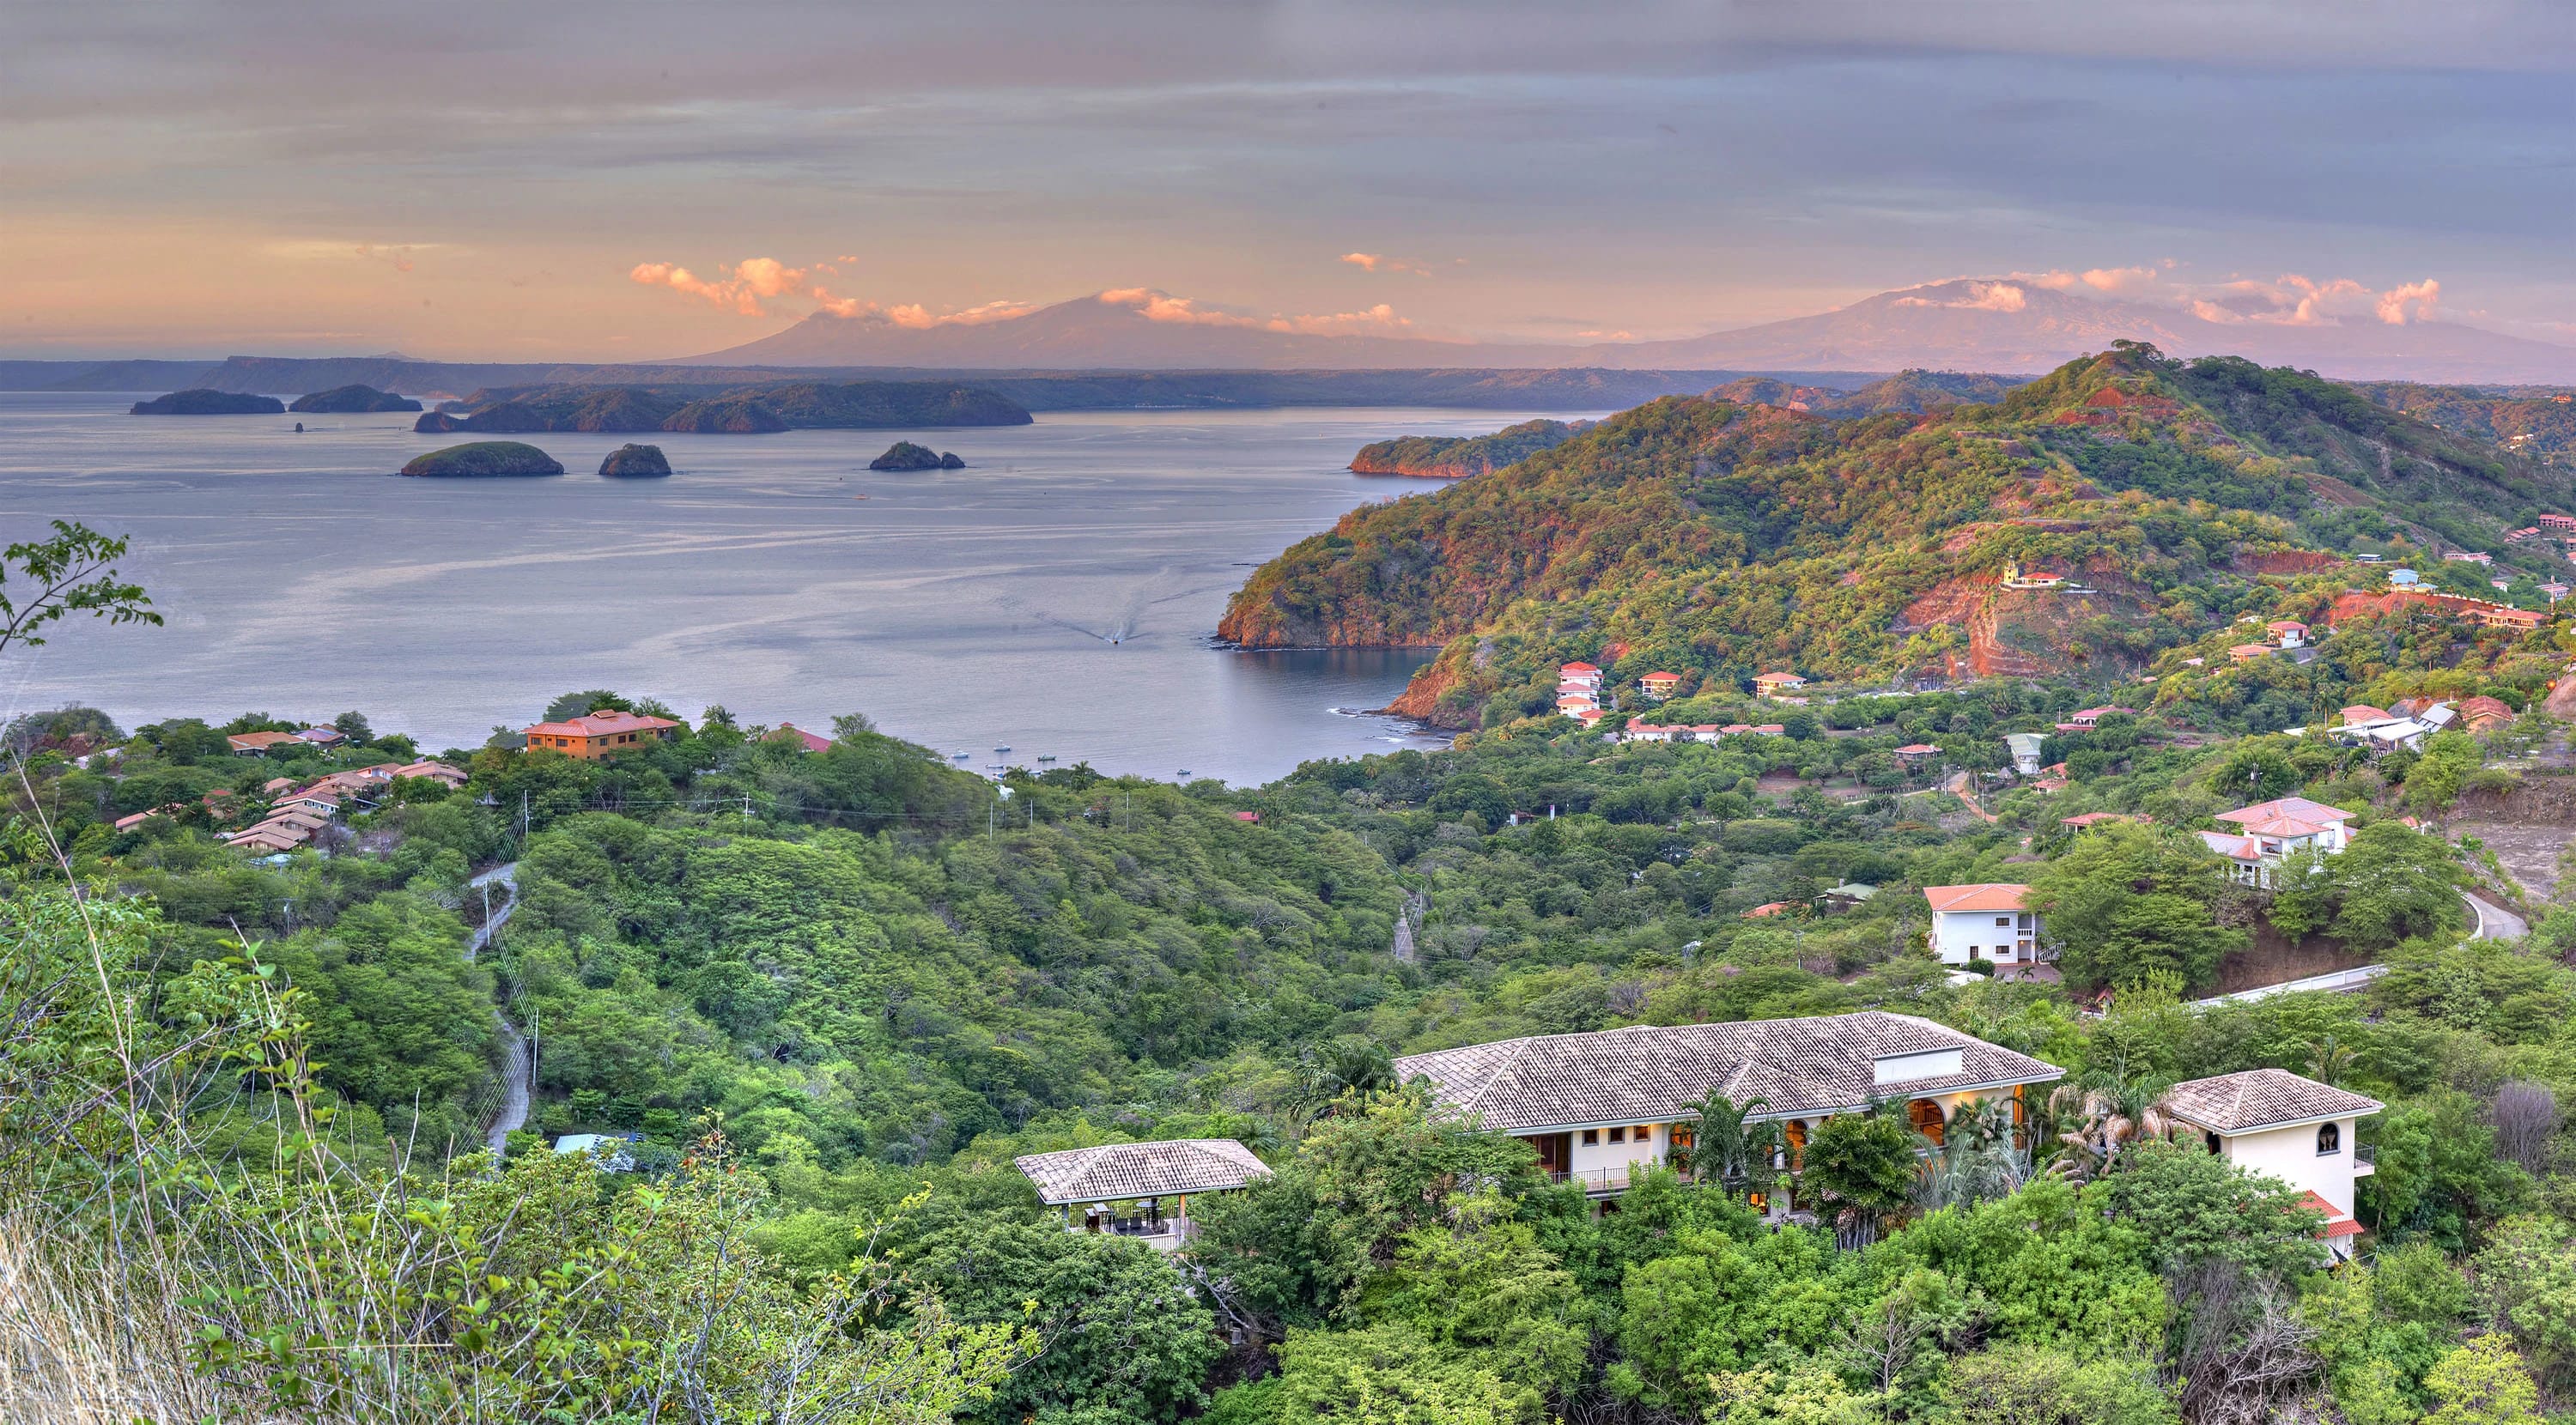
[1751, 671, 1807, 699]
[2164, 1068, 2380, 1263]
[1922, 883, 2043, 973]
[2265, 619, 2309, 648]
[1638, 671, 1682, 700]
[1558, 661, 1604, 695]
[2198, 796, 2354, 888]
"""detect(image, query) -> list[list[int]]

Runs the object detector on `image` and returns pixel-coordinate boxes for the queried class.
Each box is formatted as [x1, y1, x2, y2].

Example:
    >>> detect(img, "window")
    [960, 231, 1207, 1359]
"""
[1632, 1126, 1652, 1143]
[1580, 1129, 1599, 1145]
[1995, 916, 2011, 927]
[2205, 1131, 2223, 1155]
[2317, 1122, 2341, 1155]
[1607, 1126, 1626, 1144]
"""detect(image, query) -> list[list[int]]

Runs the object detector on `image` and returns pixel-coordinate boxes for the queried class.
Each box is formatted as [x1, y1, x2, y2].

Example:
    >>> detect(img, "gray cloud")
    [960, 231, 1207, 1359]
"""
[5, 1, 2574, 354]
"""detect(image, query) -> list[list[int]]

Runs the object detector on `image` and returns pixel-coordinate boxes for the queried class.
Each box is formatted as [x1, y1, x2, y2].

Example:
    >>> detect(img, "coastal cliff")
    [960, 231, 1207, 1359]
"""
[1347, 418, 1589, 478]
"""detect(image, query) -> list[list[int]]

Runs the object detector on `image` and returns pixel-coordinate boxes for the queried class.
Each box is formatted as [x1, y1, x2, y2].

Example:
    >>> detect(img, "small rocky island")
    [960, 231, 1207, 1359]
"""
[868, 441, 966, 471]
[399, 441, 566, 478]
[290, 384, 422, 414]
[130, 389, 286, 415]
[598, 444, 672, 478]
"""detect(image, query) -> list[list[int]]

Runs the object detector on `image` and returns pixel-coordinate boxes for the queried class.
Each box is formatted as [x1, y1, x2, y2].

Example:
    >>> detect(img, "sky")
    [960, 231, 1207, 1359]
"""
[5, 0, 2574, 360]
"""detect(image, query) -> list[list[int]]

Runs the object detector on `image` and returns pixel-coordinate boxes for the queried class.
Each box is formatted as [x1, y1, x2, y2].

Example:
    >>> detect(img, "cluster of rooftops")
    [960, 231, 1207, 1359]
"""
[1015, 1013, 2380, 1248]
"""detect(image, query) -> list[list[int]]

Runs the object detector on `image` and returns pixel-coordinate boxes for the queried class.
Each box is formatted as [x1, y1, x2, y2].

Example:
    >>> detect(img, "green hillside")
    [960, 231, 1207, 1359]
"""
[1221, 345, 2576, 727]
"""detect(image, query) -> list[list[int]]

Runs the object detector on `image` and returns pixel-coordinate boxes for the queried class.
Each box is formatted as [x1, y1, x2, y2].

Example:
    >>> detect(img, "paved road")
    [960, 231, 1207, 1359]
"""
[468, 864, 530, 1155]
[2191, 964, 2389, 1008]
[2464, 891, 2528, 941]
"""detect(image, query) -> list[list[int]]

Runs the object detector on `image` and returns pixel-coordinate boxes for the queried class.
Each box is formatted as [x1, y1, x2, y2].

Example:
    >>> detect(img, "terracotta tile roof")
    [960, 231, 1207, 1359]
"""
[1559, 662, 1600, 674]
[1923, 883, 2031, 913]
[2297, 1190, 2364, 1237]
[1394, 1012, 2062, 1136]
[2061, 812, 2142, 827]
[1896, 743, 1941, 755]
[2340, 705, 2392, 725]
[523, 710, 682, 739]
[2164, 1068, 2381, 1133]
[226, 731, 300, 752]
[1013, 1139, 1272, 1204]
[2458, 695, 2516, 725]
[2216, 797, 2352, 829]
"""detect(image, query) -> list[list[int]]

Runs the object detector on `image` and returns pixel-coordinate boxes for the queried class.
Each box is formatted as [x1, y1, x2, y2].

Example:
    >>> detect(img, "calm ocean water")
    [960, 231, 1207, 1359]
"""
[0, 393, 1601, 784]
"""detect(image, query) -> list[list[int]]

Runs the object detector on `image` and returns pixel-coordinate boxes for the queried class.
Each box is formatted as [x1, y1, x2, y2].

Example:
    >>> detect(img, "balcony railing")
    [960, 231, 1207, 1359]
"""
[1541, 1167, 1640, 1193]
[2353, 1144, 2375, 1167]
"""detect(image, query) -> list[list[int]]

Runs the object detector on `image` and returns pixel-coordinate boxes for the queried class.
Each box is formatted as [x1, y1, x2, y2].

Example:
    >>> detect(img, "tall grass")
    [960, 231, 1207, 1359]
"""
[0, 825, 1030, 1422]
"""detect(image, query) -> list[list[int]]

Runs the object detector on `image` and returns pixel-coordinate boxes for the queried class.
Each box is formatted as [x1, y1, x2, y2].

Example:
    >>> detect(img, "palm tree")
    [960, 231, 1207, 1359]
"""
[1913, 1096, 2028, 1212]
[2041, 1070, 2176, 1181]
[2306, 1034, 2356, 1088]
[1684, 1092, 1783, 1197]
[1293, 1035, 1394, 1117]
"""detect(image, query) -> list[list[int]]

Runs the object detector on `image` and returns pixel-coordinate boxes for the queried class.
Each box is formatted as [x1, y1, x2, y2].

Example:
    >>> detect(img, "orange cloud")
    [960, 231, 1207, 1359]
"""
[2376, 279, 2439, 324]
[1340, 252, 1428, 276]
[1101, 288, 1413, 336]
[2081, 265, 2158, 293]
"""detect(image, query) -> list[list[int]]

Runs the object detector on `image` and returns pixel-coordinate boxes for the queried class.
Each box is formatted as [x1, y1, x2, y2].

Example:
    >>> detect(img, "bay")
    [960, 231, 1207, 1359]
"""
[0, 393, 1601, 785]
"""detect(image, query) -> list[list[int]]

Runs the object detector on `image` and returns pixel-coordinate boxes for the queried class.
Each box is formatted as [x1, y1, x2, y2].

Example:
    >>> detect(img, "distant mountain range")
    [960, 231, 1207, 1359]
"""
[695, 280, 2576, 384]
[12, 278, 2574, 391]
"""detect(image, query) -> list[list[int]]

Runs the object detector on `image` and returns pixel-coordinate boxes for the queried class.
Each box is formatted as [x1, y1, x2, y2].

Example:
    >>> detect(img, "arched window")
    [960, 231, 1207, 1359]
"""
[2317, 1121, 2341, 1155]
[1907, 1098, 1947, 1147]
[1783, 1119, 1808, 1173]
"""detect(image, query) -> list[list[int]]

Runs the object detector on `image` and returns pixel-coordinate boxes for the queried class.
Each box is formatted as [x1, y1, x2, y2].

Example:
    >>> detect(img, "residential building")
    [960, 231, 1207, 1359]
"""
[769, 723, 835, 754]
[1752, 671, 1807, 699]
[1559, 694, 1601, 718]
[2164, 1068, 2380, 1263]
[1923, 884, 2044, 974]
[553, 1132, 642, 1172]
[1572, 707, 1608, 729]
[2002, 731, 2047, 776]
[2457, 695, 2517, 733]
[295, 726, 347, 749]
[521, 709, 682, 761]
[2228, 643, 2275, 664]
[2060, 811, 2145, 832]
[2542, 514, 2576, 533]
[1393, 1013, 2063, 1202]
[2264, 620, 2308, 648]
[392, 760, 469, 788]
[1558, 662, 1604, 696]
[1619, 723, 1683, 743]
[1639, 671, 1682, 700]
[1894, 743, 1942, 766]
[2387, 567, 2419, 586]
[2198, 797, 2354, 888]
[1015, 1139, 1273, 1252]
[226, 731, 301, 756]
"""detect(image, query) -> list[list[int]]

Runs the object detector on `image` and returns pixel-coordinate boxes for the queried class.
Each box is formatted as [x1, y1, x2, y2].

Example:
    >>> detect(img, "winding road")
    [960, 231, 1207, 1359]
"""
[468, 864, 530, 1155]
[2464, 890, 2528, 942]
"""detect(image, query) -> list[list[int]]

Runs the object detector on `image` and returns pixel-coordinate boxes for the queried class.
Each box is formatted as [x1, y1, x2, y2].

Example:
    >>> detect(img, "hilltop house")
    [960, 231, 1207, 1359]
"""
[2054, 705, 2134, 732]
[1752, 671, 1807, 700]
[2457, 696, 2517, 733]
[1639, 671, 1682, 700]
[1015, 1139, 1272, 1252]
[226, 731, 301, 756]
[2003, 732, 2047, 776]
[1393, 1013, 2063, 1206]
[1558, 662, 1604, 696]
[768, 723, 835, 754]
[522, 709, 682, 761]
[1923, 884, 2045, 977]
[2265, 620, 2308, 648]
[2165, 1068, 2380, 1263]
[2197, 796, 2354, 888]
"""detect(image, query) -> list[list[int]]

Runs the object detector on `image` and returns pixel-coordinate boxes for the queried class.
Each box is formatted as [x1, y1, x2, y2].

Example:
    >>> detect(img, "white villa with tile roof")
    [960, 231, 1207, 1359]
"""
[1394, 1012, 2063, 1204]
[1014, 1138, 1271, 1252]
[1922, 883, 2042, 973]
[2164, 1068, 2381, 1263]
[2197, 796, 2354, 888]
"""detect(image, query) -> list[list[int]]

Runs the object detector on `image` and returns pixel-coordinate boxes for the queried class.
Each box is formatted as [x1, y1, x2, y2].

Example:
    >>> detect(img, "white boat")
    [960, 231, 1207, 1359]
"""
[952, 750, 970, 761]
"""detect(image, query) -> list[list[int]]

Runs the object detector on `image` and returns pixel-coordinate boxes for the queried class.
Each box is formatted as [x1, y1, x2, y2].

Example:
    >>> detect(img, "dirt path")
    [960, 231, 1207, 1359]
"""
[1943, 770, 1999, 823]
[468, 864, 530, 1155]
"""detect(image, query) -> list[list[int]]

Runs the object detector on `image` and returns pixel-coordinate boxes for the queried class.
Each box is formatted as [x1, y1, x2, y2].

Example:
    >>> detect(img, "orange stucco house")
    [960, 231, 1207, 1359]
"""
[521, 709, 682, 761]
